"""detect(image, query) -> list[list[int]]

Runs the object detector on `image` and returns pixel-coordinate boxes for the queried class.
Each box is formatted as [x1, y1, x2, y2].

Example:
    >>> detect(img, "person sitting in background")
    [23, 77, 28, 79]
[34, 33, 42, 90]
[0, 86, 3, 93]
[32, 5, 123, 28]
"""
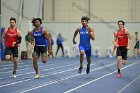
[55, 33, 64, 57]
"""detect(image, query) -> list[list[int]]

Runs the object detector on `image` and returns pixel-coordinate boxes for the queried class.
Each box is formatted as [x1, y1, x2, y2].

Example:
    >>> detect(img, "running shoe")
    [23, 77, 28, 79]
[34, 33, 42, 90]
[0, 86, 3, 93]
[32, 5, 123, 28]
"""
[78, 66, 83, 74]
[117, 73, 121, 78]
[34, 74, 40, 79]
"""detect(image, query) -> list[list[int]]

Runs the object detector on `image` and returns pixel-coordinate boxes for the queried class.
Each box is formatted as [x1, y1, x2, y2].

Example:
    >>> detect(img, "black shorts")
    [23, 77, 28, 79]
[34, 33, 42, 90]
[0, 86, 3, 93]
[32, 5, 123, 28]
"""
[134, 43, 139, 49]
[33, 46, 47, 57]
[117, 46, 127, 60]
[5, 47, 18, 57]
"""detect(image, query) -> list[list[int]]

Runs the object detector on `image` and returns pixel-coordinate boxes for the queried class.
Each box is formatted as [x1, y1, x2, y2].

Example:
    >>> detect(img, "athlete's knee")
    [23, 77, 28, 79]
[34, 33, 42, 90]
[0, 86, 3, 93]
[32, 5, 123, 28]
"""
[122, 60, 126, 65]
[13, 56, 18, 61]
[42, 53, 47, 57]
[117, 56, 121, 60]
[42, 53, 47, 63]
[32, 52, 38, 59]
[32, 52, 38, 56]
[13, 54, 18, 58]
[5, 55, 11, 61]
[5, 57, 10, 61]
[80, 51, 84, 55]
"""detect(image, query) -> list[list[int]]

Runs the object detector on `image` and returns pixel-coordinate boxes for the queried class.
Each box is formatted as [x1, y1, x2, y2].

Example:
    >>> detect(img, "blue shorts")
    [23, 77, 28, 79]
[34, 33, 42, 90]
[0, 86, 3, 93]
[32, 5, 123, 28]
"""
[79, 45, 91, 57]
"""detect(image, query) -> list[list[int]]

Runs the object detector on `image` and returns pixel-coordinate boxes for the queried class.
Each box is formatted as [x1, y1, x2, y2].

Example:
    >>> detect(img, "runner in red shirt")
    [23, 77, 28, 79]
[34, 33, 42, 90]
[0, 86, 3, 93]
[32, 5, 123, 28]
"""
[113, 20, 132, 78]
[2, 18, 22, 78]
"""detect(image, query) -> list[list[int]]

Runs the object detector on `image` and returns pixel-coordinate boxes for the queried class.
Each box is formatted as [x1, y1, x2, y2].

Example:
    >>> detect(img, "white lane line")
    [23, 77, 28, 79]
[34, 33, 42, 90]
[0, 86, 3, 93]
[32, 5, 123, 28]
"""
[0, 63, 96, 88]
[64, 63, 136, 93]
[0, 60, 78, 74]
[15, 63, 116, 93]
[117, 75, 140, 93]
[0, 64, 75, 80]
[0, 64, 32, 71]
[0, 60, 72, 71]
[0, 64, 77, 85]
[0, 58, 72, 67]
[0, 62, 29, 67]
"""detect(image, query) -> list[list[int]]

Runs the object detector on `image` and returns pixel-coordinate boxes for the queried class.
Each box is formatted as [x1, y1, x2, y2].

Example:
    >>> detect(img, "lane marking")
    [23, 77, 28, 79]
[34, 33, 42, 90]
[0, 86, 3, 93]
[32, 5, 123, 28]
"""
[15, 63, 116, 93]
[64, 63, 136, 93]
[117, 75, 140, 93]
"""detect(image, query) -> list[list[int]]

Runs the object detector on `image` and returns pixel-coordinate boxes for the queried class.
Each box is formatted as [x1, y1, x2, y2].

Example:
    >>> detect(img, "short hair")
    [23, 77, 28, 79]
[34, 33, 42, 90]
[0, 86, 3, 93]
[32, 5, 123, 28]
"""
[118, 20, 125, 26]
[32, 18, 42, 24]
[10, 17, 16, 23]
[81, 16, 90, 23]
[135, 32, 138, 34]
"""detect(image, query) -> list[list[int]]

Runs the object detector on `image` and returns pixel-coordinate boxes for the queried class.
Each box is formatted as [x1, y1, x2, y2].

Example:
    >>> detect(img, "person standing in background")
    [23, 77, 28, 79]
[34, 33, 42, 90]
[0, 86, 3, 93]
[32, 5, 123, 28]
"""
[25, 31, 33, 59]
[55, 33, 64, 57]
[133, 32, 140, 58]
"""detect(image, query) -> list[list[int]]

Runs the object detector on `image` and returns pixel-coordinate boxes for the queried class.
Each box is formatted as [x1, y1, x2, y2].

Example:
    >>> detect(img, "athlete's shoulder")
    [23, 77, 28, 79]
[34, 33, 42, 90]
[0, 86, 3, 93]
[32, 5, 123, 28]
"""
[16, 28, 21, 32]
[76, 27, 81, 32]
[124, 28, 130, 34]
[114, 31, 118, 36]
[78, 27, 81, 30]
[16, 28, 21, 36]
[42, 27, 46, 31]
[30, 30, 34, 35]
[88, 27, 94, 30]
[4, 28, 8, 32]
[125, 29, 129, 32]
[42, 27, 48, 35]
[5, 27, 10, 31]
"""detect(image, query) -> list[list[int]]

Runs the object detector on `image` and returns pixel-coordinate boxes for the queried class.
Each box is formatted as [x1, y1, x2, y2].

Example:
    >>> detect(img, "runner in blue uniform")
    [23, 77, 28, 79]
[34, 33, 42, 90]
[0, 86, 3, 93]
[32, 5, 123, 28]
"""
[73, 16, 95, 74]
[31, 18, 52, 79]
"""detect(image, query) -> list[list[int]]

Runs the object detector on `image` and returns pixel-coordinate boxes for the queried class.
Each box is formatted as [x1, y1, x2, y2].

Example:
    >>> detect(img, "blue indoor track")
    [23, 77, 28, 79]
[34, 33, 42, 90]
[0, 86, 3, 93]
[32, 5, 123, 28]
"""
[0, 57, 140, 93]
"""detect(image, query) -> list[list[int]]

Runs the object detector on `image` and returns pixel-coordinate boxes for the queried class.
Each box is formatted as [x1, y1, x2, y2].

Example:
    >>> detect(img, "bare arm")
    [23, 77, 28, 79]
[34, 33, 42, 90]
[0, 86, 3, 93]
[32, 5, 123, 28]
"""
[113, 31, 119, 47]
[43, 29, 51, 50]
[17, 29, 21, 36]
[126, 30, 132, 49]
[89, 28, 95, 41]
[13, 29, 22, 46]
[73, 28, 80, 44]
[30, 30, 35, 45]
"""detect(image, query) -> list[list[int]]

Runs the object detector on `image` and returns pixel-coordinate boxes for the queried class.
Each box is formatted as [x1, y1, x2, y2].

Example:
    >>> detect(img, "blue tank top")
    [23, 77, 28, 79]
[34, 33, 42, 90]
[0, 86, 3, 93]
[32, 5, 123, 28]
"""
[33, 27, 46, 46]
[79, 26, 91, 46]
[57, 36, 63, 45]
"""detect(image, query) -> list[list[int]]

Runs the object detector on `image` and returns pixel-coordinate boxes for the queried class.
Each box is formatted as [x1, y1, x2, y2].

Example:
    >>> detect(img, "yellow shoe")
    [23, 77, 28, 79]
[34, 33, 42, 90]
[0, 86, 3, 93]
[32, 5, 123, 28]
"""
[34, 74, 40, 79]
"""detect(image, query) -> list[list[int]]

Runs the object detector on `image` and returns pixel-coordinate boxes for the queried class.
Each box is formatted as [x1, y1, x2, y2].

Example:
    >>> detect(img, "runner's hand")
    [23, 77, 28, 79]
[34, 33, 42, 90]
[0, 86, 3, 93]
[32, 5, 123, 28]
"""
[12, 42, 16, 47]
[48, 49, 52, 55]
[126, 46, 130, 50]
[73, 39, 77, 44]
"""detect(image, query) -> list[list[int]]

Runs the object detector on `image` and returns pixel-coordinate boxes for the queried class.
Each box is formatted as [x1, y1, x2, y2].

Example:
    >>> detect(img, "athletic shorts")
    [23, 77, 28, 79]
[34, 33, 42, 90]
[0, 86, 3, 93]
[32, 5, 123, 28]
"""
[33, 46, 47, 57]
[79, 45, 91, 57]
[5, 47, 18, 57]
[134, 43, 139, 49]
[117, 46, 127, 60]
